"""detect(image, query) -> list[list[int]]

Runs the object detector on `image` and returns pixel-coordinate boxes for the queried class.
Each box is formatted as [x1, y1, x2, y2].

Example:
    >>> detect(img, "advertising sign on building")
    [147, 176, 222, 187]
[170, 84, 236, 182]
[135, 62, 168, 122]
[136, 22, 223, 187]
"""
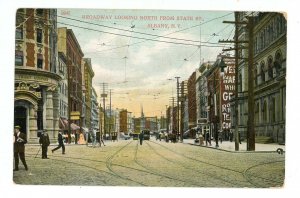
[220, 62, 235, 130]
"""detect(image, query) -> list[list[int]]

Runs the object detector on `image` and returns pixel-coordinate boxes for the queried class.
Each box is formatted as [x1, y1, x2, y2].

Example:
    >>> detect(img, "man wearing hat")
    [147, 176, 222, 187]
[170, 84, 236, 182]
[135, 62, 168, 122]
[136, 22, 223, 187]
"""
[13, 125, 28, 171]
[52, 130, 65, 154]
[39, 129, 50, 159]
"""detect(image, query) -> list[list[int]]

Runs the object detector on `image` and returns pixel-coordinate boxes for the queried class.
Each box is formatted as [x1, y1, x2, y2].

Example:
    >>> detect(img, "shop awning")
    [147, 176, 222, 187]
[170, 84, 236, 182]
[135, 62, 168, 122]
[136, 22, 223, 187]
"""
[59, 117, 80, 131]
[59, 117, 68, 130]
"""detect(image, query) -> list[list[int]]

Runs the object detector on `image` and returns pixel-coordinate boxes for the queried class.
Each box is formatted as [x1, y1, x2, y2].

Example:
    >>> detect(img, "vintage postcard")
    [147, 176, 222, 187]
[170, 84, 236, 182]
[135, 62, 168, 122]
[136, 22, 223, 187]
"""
[11, 7, 288, 189]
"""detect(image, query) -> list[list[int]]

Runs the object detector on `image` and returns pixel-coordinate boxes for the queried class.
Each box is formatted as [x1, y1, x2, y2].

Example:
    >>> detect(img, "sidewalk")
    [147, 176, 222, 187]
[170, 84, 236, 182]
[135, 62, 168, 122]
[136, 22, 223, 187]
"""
[183, 138, 285, 153]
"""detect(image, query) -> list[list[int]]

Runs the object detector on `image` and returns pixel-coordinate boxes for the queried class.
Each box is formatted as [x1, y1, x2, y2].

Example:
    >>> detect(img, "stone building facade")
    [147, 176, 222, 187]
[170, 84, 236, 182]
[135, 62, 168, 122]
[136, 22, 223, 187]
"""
[58, 27, 84, 134]
[82, 58, 94, 129]
[232, 12, 286, 144]
[14, 9, 60, 143]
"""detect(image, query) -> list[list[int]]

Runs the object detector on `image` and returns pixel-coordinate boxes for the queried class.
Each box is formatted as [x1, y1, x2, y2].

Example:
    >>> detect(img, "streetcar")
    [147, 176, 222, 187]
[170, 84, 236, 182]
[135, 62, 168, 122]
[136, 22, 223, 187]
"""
[142, 129, 150, 140]
[132, 132, 140, 140]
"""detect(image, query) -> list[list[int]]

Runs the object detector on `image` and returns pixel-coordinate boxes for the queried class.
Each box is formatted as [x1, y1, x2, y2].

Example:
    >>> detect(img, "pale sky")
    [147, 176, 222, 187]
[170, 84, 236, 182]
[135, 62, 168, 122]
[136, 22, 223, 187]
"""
[57, 9, 235, 117]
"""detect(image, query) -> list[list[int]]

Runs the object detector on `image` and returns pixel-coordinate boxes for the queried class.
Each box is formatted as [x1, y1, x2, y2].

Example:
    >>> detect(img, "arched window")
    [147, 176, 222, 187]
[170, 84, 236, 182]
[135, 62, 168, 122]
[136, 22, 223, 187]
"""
[263, 101, 267, 123]
[270, 97, 276, 123]
[267, 56, 273, 79]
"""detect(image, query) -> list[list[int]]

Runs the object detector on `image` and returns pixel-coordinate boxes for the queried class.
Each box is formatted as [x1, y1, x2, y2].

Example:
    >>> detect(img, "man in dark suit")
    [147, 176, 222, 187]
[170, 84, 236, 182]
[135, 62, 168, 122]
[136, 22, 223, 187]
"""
[13, 126, 28, 171]
[139, 131, 144, 145]
[39, 129, 50, 159]
[52, 130, 65, 154]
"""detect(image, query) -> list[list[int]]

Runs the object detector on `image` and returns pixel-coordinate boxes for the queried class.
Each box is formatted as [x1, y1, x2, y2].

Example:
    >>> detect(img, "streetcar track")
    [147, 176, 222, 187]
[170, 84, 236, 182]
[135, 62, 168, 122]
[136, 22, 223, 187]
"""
[243, 160, 285, 187]
[145, 141, 248, 187]
[104, 140, 147, 186]
[27, 143, 147, 186]
[27, 146, 193, 186]
[149, 140, 285, 187]
[133, 141, 198, 186]
[24, 140, 284, 187]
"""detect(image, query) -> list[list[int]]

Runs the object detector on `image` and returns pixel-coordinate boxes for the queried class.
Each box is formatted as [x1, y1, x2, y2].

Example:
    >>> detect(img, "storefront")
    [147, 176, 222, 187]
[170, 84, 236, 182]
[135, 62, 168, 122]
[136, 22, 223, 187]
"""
[14, 70, 61, 143]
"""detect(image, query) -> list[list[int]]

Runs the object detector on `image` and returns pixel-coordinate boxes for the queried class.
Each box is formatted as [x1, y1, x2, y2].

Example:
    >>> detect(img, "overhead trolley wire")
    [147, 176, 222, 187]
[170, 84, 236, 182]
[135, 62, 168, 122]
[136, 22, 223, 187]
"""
[57, 21, 226, 47]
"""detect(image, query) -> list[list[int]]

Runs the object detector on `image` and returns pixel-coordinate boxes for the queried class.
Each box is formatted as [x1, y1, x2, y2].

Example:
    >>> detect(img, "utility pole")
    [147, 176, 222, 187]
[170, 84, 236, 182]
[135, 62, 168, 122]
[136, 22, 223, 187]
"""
[247, 16, 255, 151]
[100, 83, 108, 141]
[234, 12, 240, 151]
[175, 76, 181, 141]
[169, 97, 175, 133]
[109, 89, 112, 138]
[99, 103, 102, 147]
[180, 82, 185, 143]
[165, 105, 169, 133]
[221, 13, 255, 151]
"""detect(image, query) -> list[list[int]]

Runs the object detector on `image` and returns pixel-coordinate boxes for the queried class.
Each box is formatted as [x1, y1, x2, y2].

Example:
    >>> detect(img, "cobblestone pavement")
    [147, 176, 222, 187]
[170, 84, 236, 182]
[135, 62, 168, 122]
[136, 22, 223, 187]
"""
[13, 139, 285, 188]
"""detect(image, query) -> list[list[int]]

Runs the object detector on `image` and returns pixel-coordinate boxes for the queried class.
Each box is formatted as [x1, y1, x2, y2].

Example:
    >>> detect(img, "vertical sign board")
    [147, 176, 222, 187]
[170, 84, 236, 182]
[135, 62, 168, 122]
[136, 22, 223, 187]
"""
[221, 63, 235, 130]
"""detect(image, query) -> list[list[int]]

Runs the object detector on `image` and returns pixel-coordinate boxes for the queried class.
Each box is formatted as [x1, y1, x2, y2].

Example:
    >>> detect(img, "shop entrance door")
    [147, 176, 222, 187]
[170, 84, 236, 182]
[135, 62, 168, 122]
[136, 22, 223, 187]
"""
[14, 106, 27, 134]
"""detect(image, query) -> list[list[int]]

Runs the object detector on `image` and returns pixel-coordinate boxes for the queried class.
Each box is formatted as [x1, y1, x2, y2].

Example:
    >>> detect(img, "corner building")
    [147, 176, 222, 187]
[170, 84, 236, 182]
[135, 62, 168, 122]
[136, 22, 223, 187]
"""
[14, 9, 60, 143]
[232, 12, 286, 144]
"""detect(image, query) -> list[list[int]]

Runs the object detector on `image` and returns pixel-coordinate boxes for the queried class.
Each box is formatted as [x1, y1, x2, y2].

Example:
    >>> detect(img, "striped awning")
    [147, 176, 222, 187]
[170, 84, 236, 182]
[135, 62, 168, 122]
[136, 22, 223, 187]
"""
[59, 117, 80, 131]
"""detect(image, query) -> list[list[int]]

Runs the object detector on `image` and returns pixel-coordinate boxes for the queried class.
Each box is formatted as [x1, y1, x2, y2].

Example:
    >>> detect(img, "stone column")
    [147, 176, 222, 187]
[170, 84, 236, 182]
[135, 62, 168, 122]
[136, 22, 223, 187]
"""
[46, 88, 54, 140]
[29, 105, 38, 143]
[52, 88, 60, 140]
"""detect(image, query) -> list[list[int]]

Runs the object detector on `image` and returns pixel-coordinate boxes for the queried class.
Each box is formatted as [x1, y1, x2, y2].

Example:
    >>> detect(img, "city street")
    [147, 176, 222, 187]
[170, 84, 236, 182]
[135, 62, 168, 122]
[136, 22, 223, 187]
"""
[13, 138, 285, 188]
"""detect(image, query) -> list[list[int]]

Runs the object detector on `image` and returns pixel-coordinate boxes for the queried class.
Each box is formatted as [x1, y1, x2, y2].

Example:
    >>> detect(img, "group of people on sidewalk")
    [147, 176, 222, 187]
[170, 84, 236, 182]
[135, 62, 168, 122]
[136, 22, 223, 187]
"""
[13, 126, 66, 171]
[13, 126, 109, 171]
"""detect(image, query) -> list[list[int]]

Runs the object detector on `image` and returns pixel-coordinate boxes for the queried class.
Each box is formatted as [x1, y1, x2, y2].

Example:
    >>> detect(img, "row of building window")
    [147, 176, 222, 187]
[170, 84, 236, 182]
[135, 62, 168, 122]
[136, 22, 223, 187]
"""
[15, 51, 44, 68]
[58, 59, 66, 74]
[59, 100, 68, 118]
[59, 82, 68, 96]
[16, 26, 44, 44]
[254, 50, 283, 86]
[254, 15, 286, 55]
[255, 97, 279, 125]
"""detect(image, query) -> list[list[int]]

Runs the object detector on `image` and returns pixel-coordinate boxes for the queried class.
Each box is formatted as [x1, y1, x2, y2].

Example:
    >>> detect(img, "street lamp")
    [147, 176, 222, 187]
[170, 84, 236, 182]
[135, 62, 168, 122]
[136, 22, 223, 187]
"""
[219, 57, 227, 73]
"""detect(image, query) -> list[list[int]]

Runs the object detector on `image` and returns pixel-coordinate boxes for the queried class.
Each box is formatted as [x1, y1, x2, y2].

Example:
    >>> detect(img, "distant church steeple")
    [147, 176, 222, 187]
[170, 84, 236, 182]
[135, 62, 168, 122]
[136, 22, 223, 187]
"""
[140, 104, 145, 130]
[141, 104, 144, 118]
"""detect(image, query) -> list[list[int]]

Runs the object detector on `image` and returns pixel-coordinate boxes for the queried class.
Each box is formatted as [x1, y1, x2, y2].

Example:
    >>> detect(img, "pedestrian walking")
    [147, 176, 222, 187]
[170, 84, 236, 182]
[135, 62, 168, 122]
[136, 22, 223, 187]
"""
[229, 130, 233, 142]
[139, 131, 144, 145]
[91, 129, 97, 147]
[158, 132, 162, 141]
[52, 130, 65, 154]
[238, 131, 242, 144]
[13, 125, 28, 171]
[85, 130, 89, 146]
[39, 129, 50, 159]
[219, 130, 223, 144]
[205, 131, 211, 146]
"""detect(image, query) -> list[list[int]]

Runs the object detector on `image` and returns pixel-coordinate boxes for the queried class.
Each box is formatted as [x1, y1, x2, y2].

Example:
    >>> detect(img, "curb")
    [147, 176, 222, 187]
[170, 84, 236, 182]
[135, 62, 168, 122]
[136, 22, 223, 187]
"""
[185, 142, 285, 154]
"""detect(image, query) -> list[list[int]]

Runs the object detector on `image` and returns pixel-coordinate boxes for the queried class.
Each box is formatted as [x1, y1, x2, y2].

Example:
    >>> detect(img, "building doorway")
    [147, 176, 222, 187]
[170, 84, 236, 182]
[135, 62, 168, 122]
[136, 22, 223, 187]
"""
[14, 106, 27, 134]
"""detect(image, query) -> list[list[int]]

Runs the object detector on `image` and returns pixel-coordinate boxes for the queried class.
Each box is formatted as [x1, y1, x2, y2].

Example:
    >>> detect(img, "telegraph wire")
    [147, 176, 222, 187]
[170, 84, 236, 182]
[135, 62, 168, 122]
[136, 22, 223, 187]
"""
[59, 12, 233, 53]
[16, 12, 232, 52]
[58, 15, 202, 43]
[57, 21, 224, 47]
[57, 13, 233, 44]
